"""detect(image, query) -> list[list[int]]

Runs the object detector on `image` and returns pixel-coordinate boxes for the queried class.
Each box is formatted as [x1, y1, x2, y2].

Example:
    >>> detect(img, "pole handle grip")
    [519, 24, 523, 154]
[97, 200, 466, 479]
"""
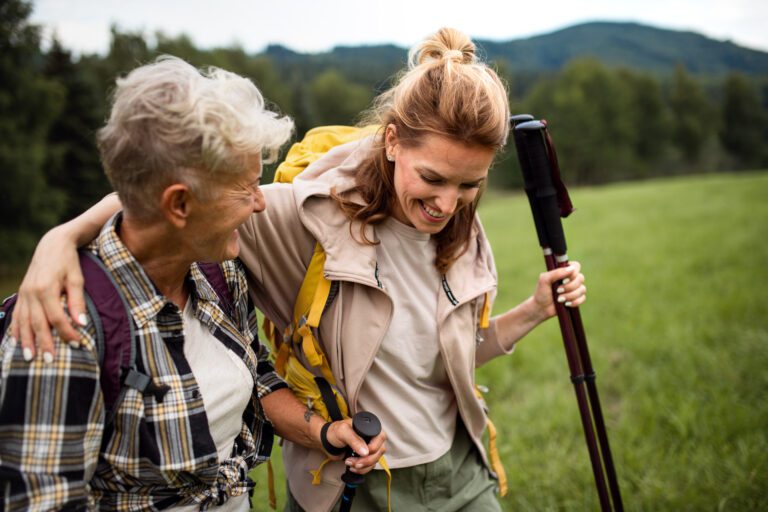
[513, 120, 568, 255]
[341, 411, 381, 486]
[351, 411, 381, 445]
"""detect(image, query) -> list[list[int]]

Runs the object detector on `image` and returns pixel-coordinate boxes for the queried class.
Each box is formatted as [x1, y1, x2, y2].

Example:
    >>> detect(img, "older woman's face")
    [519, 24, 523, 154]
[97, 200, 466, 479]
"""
[187, 158, 265, 262]
[386, 127, 494, 234]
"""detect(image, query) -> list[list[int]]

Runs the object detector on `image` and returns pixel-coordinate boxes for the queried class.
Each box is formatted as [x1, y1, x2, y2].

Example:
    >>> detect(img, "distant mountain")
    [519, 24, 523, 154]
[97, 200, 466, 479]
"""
[262, 21, 768, 80]
[265, 43, 406, 90]
[477, 21, 768, 75]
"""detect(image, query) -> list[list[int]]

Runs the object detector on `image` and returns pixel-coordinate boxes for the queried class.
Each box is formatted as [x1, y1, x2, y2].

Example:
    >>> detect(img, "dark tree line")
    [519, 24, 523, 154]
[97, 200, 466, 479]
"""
[1, 0, 767, 270]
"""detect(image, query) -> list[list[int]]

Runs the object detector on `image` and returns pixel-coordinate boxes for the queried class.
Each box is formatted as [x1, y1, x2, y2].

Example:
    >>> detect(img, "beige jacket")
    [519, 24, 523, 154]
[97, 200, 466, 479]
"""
[237, 137, 515, 511]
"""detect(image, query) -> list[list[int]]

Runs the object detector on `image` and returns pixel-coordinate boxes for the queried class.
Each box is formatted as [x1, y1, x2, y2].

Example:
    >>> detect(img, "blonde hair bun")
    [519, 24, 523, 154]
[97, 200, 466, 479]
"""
[408, 27, 477, 68]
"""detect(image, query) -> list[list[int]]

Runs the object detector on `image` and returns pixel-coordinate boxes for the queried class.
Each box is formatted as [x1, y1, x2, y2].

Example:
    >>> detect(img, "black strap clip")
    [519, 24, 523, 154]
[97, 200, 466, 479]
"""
[123, 368, 171, 403]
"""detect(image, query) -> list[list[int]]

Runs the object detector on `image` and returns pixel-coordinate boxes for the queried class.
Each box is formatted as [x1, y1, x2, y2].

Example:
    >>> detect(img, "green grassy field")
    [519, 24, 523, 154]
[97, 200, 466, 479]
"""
[3, 173, 766, 510]
[250, 172, 768, 511]
[475, 172, 768, 511]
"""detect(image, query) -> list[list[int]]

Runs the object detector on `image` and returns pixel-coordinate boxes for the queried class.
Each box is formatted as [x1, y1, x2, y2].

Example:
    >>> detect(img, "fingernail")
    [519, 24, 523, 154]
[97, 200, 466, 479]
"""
[556, 286, 565, 294]
[565, 265, 574, 272]
[355, 463, 364, 469]
[562, 278, 571, 285]
[23, 347, 33, 361]
[8, 336, 17, 346]
[557, 295, 566, 303]
[69, 341, 80, 349]
[77, 313, 88, 326]
[43, 352, 54, 365]
[565, 301, 573, 307]
[345, 459, 353, 466]
[359, 447, 369, 456]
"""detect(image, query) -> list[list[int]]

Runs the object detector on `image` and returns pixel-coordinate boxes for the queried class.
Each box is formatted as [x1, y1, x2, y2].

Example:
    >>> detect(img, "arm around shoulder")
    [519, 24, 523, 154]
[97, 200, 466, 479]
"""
[13, 193, 123, 357]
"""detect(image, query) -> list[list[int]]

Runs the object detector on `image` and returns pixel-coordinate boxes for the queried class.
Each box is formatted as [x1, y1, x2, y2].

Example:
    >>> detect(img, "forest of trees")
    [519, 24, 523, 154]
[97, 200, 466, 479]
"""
[1, 0, 767, 271]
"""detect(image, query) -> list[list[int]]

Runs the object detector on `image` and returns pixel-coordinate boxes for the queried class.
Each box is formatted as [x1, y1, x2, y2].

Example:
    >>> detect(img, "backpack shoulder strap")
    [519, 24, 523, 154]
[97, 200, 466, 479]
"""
[79, 250, 169, 414]
[278, 242, 335, 383]
[78, 250, 136, 409]
[196, 262, 235, 318]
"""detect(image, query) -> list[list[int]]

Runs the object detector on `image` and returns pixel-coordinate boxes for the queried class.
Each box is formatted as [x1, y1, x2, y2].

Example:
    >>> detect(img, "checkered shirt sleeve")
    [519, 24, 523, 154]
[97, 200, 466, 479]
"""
[0, 315, 102, 511]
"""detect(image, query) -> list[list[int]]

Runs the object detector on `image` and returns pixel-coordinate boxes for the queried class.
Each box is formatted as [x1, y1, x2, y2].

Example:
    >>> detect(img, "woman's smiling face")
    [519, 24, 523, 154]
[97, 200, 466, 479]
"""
[386, 125, 495, 234]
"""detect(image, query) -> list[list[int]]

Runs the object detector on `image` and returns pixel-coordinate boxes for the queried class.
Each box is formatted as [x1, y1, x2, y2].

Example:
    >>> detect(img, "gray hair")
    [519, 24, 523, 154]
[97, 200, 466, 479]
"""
[98, 55, 294, 220]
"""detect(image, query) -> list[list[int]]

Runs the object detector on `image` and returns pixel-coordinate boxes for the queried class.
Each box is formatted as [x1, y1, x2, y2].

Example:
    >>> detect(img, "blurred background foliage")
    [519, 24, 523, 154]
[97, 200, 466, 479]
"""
[1, 0, 767, 273]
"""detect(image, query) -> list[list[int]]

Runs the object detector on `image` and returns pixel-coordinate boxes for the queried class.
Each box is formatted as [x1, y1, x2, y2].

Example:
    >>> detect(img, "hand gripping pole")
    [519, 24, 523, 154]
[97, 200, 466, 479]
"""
[338, 412, 381, 512]
[511, 116, 624, 512]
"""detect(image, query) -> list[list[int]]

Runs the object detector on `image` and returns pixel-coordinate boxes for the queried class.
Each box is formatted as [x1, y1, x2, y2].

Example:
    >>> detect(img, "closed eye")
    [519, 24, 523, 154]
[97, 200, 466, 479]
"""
[420, 174, 443, 185]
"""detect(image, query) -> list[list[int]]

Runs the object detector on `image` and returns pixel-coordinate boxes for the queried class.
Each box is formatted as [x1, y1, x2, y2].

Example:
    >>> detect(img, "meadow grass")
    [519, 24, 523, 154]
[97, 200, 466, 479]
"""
[251, 172, 768, 511]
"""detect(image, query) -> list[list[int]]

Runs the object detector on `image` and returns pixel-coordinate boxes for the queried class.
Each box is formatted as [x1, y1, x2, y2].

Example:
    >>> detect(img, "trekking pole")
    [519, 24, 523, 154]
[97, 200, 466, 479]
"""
[511, 116, 624, 512]
[339, 411, 381, 512]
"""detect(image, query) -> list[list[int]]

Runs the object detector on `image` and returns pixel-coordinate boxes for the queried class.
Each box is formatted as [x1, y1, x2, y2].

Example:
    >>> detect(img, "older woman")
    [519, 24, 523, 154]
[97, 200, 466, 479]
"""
[0, 56, 384, 511]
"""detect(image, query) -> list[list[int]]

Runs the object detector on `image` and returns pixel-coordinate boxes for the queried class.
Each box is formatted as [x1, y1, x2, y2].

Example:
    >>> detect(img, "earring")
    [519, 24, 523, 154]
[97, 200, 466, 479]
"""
[386, 154, 395, 162]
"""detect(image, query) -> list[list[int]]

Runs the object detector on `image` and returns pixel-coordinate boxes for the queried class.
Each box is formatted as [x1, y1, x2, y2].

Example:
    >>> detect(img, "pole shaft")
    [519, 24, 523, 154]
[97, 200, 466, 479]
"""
[567, 302, 624, 511]
[545, 253, 613, 511]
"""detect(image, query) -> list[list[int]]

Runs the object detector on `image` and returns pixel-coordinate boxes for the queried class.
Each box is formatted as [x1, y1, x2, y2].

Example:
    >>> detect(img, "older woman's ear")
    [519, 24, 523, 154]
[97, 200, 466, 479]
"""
[159, 184, 192, 228]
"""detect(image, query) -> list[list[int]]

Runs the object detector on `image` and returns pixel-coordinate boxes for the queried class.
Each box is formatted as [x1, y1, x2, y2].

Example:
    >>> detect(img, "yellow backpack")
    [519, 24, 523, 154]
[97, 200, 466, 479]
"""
[261, 125, 507, 508]
[264, 125, 380, 423]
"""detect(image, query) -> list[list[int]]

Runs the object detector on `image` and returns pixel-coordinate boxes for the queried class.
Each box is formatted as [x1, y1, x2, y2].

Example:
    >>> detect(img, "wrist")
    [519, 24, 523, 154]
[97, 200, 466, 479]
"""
[45, 217, 83, 248]
[523, 295, 550, 324]
[320, 422, 346, 456]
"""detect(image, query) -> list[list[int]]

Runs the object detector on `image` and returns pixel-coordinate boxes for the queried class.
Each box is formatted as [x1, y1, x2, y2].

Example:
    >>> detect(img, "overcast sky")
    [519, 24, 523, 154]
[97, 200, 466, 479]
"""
[30, 0, 768, 55]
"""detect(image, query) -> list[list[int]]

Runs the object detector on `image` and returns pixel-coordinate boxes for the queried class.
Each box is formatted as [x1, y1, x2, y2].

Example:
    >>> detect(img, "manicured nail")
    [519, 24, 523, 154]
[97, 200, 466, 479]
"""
[565, 301, 573, 307]
[23, 347, 33, 361]
[358, 447, 369, 456]
[69, 341, 80, 349]
[562, 278, 571, 285]
[556, 286, 565, 294]
[77, 313, 88, 326]
[43, 352, 54, 364]
[557, 295, 566, 303]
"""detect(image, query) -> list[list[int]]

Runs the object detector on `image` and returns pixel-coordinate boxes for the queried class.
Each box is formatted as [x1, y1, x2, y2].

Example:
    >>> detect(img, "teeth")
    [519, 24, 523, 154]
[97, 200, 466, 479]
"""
[422, 203, 446, 218]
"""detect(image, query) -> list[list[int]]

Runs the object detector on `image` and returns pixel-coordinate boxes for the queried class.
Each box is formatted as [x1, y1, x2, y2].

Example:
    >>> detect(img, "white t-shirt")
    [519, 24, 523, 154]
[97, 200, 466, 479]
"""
[357, 217, 457, 468]
[174, 298, 254, 511]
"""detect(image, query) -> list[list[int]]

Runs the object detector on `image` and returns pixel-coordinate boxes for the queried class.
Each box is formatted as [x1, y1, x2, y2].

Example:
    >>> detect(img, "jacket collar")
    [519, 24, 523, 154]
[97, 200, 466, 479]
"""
[293, 137, 380, 286]
[439, 217, 497, 315]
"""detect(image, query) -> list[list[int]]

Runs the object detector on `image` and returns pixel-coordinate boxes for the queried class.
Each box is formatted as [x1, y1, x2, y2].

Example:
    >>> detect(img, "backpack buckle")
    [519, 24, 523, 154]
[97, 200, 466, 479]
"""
[123, 368, 171, 403]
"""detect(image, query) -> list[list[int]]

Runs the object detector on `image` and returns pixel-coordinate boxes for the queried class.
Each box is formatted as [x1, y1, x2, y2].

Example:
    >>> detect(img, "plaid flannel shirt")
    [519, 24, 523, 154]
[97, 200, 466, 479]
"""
[0, 213, 287, 511]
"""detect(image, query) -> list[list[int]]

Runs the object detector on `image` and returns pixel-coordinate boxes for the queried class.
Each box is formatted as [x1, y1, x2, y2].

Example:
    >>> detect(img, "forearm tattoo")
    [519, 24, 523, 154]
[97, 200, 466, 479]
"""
[304, 409, 314, 423]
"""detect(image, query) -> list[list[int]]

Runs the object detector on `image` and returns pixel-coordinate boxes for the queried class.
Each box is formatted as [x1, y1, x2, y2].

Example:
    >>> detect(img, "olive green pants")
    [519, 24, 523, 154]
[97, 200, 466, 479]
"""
[286, 421, 501, 511]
